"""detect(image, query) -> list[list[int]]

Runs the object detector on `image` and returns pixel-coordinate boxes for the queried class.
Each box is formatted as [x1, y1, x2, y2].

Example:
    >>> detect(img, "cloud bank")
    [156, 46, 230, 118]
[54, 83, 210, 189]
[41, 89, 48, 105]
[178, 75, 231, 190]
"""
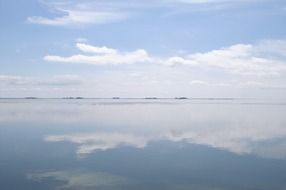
[44, 40, 286, 76]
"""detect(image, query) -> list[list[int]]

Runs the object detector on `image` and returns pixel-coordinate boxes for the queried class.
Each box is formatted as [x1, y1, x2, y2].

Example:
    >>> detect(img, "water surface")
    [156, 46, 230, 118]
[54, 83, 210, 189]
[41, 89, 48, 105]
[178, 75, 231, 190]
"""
[1, 99, 286, 190]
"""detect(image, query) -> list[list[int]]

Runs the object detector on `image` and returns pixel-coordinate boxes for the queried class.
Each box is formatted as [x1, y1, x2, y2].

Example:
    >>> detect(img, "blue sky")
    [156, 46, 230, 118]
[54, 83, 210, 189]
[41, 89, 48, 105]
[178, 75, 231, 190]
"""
[1, 0, 286, 98]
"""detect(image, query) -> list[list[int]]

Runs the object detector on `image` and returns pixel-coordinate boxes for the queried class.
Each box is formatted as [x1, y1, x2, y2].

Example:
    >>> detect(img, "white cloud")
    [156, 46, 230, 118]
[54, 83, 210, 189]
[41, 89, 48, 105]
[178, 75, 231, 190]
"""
[44, 43, 151, 65]
[160, 42, 286, 76]
[76, 43, 117, 54]
[163, 56, 198, 66]
[45, 40, 286, 76]
[3, 40, 286, 98]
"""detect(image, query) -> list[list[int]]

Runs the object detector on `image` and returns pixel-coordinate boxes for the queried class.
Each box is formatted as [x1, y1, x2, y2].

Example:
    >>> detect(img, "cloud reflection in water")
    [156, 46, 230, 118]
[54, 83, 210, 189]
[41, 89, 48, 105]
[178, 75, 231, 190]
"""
[2, 99, 286, 159]
[45, 128, 286, 159]
[45, 133, 149, 154]
[27, 170, 128, 189]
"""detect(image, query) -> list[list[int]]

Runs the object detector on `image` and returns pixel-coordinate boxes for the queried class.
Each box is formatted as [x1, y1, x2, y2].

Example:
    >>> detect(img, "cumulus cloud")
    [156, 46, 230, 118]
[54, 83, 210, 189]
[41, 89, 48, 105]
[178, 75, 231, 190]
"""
[163, 56, 198, 66]
[76, 43, 117, 54]
[45, 40, 286, 76]
[206, 45, 284, 75]
[44, 43, 151, 65]
[161, 43, 286, 76]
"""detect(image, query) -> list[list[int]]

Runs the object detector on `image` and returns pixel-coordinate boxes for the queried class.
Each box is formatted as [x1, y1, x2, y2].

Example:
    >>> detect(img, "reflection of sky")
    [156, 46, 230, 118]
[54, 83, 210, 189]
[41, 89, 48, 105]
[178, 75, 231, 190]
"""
[1, 99, 286, 189]
[45, 129, 286, 159]
[45, 133, 149, 154]
[0, 100, 286, 190]
[27, 170, 128, 189]
[1, 99, 284, 158]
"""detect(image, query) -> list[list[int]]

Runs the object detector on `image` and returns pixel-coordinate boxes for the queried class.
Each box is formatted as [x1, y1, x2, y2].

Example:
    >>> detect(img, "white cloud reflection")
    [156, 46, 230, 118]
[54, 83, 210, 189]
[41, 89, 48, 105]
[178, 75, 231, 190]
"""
[27, 170, 128, 189]
[45, 119, 286, 159]
[45, 133, 149, 154]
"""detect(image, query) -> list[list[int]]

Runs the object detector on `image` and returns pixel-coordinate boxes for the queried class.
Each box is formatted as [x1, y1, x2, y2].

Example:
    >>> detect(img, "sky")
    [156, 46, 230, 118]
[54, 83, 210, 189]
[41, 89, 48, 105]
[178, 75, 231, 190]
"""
[1, 0, 286, 98]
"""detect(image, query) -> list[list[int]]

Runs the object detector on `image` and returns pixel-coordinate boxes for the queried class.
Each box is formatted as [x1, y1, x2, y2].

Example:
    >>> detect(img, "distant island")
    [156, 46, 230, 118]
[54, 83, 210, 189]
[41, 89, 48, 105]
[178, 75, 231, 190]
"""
[175, 97, 188, 99]
[62, 97, 84, 99]
[25, 97, 38, 99]
[145, 97, 158, 99]
[1, 97, 241, 100]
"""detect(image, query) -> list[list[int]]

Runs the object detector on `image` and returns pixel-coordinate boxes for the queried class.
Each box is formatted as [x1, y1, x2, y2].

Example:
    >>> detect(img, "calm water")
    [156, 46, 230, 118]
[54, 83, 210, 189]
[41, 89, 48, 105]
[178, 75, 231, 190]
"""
[1, 99, 286, 190]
